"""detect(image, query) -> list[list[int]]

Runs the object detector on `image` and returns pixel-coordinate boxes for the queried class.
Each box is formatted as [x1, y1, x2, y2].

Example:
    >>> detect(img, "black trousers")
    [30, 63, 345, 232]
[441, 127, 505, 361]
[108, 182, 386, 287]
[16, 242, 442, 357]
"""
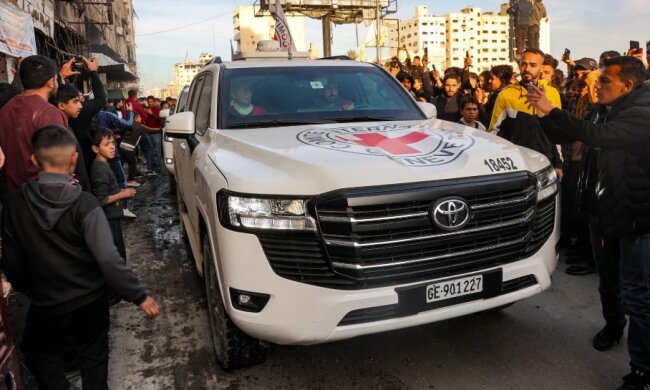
[107, 218, 126, 262]
[118, 148, 138, 181]
[561, 161, 592, 260]
[21, 297, 110, 390]
[589, 217, 627, 329]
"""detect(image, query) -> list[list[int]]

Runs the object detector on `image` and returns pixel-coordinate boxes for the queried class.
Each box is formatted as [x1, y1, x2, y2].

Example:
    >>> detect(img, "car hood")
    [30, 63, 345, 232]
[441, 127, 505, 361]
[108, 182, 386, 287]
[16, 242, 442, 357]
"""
[208, 119, 551, 195]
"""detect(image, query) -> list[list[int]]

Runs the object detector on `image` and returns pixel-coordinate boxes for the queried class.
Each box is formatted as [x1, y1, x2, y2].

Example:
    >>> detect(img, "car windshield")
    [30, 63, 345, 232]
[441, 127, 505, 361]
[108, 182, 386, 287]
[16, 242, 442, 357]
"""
[220, 65, 425, 129]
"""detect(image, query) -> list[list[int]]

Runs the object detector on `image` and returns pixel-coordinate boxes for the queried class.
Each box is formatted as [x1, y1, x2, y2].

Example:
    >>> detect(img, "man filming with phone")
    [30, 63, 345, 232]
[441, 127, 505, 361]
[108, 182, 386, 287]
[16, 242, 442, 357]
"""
[526, 55, 650, 390]
[489, 48, 563, 180]
[68, 56, 105, 173]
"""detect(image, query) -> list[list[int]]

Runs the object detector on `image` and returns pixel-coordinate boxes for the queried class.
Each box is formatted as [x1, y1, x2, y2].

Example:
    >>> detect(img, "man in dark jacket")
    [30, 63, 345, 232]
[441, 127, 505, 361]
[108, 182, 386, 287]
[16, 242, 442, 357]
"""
[68, 57, 106, 170]
[1, 125, 160, 390]
[527, 56, 650, 390]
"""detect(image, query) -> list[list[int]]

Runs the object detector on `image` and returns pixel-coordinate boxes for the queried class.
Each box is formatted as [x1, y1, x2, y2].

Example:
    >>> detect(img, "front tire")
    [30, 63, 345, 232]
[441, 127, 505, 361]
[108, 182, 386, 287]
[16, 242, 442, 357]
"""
[202, 237, 268, 370]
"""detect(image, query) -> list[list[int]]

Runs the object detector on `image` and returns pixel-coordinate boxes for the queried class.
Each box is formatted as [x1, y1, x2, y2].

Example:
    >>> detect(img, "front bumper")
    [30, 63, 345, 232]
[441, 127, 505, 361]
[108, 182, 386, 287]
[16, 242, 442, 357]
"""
[213, 200, 559, 345]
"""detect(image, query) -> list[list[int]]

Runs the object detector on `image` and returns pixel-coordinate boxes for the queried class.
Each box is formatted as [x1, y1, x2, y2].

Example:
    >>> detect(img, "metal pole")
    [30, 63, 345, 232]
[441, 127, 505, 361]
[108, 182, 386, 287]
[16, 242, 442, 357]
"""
[375, 0, 381, 62]
[323, 14, 332, 57]
[355, 18, 359, 49]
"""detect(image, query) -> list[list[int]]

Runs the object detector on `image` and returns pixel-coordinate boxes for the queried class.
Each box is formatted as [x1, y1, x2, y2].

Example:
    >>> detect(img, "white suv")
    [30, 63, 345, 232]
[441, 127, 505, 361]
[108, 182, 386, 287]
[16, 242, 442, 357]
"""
[166, 55, 559, 370]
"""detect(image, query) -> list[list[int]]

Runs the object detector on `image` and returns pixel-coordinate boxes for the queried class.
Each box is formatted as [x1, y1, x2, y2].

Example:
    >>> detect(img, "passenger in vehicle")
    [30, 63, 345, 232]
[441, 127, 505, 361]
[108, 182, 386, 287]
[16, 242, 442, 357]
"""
[318, 81, 354, 111]
[230, 82, 266, 116]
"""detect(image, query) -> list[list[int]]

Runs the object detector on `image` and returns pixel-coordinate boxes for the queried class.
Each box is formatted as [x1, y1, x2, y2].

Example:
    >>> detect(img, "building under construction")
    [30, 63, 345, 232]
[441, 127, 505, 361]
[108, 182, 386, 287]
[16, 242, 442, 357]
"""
[0, 0, 138, 92]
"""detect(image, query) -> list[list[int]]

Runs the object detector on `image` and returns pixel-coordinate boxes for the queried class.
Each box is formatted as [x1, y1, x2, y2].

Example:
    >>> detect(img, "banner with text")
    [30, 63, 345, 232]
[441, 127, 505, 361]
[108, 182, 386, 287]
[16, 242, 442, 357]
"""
[273, 0, 296, 52]
[0, 1, 37, 57]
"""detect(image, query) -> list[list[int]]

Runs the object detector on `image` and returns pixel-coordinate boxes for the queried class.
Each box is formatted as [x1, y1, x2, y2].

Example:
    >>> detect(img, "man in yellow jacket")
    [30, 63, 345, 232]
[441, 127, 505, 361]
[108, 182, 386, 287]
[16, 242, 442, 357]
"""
[489, 48, 563, 180]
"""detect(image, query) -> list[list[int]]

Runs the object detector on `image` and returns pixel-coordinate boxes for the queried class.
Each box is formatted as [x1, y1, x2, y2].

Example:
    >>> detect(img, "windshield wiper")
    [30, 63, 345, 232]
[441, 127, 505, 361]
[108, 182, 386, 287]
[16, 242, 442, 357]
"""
[227, 119, 331, 129]
[328, 116, 395, 123]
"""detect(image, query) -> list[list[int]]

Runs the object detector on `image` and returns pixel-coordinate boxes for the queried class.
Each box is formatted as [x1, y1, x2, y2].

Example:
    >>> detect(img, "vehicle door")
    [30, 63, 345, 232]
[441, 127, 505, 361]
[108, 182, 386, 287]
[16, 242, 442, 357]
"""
[178, 72, 215, 229]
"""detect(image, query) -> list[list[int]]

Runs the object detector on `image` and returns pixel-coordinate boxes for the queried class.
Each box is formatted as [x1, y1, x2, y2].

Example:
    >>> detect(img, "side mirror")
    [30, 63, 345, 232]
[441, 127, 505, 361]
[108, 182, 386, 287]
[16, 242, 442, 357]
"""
[418, 102, 437, 119]
[165, 111, 195, 138]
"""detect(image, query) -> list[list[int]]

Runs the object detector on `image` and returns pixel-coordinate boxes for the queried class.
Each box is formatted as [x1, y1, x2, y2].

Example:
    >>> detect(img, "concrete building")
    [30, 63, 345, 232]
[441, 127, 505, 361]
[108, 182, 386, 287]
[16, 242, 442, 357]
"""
[0, 0, 138, 91]
[391, 6, 447, 70]
[146, 52, 214, 100]
[445, 7, 510, 71]
[389, 5, 551, 72]
[174, 53, 213, 87]
[233, 5, 306, 53]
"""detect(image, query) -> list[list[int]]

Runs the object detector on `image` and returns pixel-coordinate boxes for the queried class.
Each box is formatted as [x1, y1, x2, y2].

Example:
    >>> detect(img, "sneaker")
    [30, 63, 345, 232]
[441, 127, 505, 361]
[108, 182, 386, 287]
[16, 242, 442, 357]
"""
[145, 170, 158, 177]
[565, 262, 596, 275]
[592, 324, 624, 351]
[123, 209, 137, 219]
[127, 180, 141, 187]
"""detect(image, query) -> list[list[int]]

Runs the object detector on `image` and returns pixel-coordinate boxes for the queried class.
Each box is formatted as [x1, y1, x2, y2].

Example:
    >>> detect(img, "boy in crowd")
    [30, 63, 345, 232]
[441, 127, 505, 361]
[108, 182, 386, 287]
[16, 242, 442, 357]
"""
[55, 84, 93, 191]
[458, 96, 487, 130]
[1, 125, 159, 390]
[90, 128, 136, 264]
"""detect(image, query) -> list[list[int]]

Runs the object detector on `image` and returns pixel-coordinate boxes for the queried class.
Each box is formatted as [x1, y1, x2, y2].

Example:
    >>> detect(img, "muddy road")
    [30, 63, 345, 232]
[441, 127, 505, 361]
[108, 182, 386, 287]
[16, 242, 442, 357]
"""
[10, 172, 629, 389]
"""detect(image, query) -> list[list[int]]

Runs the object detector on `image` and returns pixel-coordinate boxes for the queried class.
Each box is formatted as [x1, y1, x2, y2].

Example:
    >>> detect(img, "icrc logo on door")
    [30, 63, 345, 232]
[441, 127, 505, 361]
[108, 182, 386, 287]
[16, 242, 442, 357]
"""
[297, 125, 475, 167]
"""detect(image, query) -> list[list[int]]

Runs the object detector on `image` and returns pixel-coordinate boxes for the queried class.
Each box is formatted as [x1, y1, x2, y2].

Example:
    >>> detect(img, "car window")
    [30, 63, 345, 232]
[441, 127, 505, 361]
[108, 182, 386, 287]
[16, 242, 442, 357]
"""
[175, 87, 190, 113]
[195, 74, 213, 134]
[220, 66, 424, 129]
[188, 76, 204, 115]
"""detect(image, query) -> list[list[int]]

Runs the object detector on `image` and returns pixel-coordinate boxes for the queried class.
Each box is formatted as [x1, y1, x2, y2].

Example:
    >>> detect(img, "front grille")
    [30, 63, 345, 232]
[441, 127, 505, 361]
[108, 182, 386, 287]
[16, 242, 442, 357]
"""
[258, 172, 556, 289]
[338, 275, 539, 326]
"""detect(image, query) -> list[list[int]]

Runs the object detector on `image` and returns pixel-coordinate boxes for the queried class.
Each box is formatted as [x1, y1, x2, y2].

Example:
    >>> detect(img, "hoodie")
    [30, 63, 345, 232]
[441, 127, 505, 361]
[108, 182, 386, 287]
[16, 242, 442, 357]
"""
[1, 172, 147, 314]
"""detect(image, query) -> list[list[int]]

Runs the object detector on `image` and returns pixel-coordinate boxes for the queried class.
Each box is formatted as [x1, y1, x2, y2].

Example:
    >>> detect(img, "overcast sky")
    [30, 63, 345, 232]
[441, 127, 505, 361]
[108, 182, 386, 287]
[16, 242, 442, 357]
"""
[133, 0, 650, 91]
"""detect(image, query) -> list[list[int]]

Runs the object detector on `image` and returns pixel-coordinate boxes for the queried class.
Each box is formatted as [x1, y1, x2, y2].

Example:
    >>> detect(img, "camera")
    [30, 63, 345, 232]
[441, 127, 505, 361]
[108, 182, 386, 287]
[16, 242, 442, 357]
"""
[72, 55, 86, 72]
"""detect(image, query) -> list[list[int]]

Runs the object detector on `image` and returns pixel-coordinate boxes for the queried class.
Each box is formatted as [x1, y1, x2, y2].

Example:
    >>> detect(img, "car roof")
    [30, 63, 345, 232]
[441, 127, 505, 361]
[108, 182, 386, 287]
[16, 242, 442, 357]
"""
[218, 60, 378, 70]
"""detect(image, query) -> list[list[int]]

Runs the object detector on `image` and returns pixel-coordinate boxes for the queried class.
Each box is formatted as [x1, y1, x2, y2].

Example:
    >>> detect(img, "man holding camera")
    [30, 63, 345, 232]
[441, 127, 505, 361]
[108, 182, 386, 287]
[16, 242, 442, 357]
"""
[527, 55, 650, 390]
[68, 56, 106, 173]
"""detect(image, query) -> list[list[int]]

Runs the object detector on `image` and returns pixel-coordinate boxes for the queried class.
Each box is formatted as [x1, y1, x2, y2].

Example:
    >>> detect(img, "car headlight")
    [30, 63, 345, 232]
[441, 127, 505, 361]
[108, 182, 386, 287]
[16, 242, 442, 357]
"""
[535, 165, 558, 202]
[218, 191, 316, 232]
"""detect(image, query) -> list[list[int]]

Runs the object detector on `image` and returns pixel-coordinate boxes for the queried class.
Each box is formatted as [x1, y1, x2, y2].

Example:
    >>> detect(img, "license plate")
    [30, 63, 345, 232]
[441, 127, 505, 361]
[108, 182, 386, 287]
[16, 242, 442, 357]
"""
[426, 275, 483, 303]
[396, 269, 502, 316]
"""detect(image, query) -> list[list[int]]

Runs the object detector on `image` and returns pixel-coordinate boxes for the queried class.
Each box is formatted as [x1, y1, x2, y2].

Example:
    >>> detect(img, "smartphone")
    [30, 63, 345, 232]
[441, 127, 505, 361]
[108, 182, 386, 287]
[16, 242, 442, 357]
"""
[466, 51, 470, 58]
[525, 84, 533, 94]
[630, 40, 640, 50]
[562, 48, 570, 61]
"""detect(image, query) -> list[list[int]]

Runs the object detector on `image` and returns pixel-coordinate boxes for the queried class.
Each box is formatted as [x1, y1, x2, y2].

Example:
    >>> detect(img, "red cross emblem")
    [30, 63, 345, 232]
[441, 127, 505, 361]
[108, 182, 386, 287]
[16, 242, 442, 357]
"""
[336, 131, 430, 155]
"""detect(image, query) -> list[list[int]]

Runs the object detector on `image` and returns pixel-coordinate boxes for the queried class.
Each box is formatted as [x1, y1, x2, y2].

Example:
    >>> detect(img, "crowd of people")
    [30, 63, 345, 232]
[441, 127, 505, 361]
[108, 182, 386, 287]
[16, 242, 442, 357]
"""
[0, 54, 164, 389]
[0, 36, 649, 389]
[384, 42, 650, 390]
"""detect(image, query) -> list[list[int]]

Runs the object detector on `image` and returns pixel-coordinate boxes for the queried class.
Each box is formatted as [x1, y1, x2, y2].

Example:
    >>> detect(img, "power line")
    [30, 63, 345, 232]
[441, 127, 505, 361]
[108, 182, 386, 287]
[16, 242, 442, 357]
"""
[136, 11, 230, 37]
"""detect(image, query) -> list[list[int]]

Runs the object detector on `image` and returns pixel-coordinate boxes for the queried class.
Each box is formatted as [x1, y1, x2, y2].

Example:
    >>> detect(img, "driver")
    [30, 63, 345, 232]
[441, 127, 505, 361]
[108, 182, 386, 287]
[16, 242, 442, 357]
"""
[319, 81, 354, 111]
[230, 81, 266, 116]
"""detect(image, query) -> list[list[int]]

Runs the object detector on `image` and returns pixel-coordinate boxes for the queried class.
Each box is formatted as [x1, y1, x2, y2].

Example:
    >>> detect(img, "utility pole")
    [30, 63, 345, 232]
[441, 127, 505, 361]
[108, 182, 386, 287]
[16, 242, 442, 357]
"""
[375, 0, 381, 63]
[323, 13, 332, 57]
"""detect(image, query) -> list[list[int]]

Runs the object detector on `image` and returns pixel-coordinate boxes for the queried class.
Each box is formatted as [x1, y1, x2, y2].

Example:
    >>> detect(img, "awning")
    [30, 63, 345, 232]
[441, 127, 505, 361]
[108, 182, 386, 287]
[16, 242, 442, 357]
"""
[91, 52, 137, 82]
